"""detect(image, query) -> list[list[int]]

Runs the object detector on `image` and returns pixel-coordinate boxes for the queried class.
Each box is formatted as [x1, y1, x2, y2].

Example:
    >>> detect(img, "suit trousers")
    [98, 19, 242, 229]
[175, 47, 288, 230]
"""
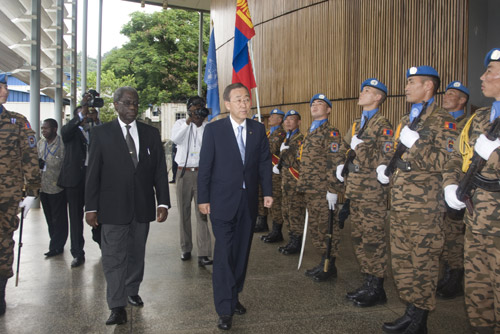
[176, 169, 212, 256]
[65, 175, 85, 258]
[101, 220, 150, 309]
[40, 190, 68, 252]
[211, 190, 254, 316]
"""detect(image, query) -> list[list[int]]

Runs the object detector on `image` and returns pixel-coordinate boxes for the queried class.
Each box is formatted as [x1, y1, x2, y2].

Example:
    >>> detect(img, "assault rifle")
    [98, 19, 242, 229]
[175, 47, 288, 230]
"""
[384, 101, 429, 178]
[456, 117, 500, 214]
[277, 131, 291, 171]
[341, 117, 368, 177]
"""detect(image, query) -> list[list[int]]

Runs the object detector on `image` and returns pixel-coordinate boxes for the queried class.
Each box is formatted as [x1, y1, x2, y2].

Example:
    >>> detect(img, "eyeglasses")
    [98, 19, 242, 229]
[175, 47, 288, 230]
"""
[230, 98, 251, 106]
[117, 101, 139, 108]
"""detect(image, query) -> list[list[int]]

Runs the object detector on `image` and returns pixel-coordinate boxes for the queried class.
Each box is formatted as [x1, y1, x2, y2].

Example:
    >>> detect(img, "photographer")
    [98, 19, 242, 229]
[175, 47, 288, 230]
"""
[171, 96, 213, 267]
[57, 91, 102, 268]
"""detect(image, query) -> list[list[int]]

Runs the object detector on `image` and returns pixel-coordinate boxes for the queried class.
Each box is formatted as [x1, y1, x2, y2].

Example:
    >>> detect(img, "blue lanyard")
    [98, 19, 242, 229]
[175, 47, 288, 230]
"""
[44, 137, 61, 160]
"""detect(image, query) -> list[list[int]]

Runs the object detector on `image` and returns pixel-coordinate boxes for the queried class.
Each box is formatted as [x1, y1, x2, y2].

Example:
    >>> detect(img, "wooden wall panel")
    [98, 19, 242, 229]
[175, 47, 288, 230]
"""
[209, 0, 468, 135]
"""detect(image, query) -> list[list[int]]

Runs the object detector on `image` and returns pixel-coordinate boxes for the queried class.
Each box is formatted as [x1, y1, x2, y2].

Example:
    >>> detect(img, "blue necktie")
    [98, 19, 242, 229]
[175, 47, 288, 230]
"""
[237, 125, 245, 163]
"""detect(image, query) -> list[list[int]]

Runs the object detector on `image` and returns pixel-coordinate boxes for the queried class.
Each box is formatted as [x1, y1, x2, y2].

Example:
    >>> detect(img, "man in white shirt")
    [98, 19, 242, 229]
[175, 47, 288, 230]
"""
[171, 96, 213, 266]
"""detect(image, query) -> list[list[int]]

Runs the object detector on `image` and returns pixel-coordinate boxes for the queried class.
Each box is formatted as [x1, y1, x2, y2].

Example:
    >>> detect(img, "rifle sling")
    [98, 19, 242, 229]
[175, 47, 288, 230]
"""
[472, 173, 500, 192]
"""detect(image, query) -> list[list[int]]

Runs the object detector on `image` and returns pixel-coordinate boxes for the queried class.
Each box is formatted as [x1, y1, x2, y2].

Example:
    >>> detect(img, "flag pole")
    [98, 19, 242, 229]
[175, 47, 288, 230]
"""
[248, 40, 261, 122]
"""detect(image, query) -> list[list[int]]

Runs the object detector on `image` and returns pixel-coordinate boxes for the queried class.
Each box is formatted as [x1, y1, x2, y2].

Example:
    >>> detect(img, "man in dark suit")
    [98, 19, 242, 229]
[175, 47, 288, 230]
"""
[198, 82, 273, 330]
[85, 86, 170, 326]
[58, 93, 100, 267]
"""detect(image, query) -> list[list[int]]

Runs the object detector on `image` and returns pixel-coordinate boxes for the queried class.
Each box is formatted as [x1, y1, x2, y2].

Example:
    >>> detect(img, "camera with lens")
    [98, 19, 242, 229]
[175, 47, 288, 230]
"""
[187, 96, 210, 119]
[83, 89, 104, 108]
[188, 107, 210, 119]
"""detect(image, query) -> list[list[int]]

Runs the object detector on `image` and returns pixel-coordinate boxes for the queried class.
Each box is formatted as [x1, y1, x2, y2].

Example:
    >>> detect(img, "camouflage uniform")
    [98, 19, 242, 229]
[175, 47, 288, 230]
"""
[268, 126, 286, 225]
[443, 107, 500, 332]
[296, 121, 344, 255]
[280, 131, 305, 235]
[340, 113, 393, 278]
[0, 108, 40, 279]
[390, 102, 459, 311]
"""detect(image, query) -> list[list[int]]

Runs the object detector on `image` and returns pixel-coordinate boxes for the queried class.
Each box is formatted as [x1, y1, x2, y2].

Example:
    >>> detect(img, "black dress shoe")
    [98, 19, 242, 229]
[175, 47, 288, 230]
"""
[71, 256, 85, 268]
[181, 252, 191, 261]
[217, 315, 232, 330]
[198, 256, 213, 267]
[106, 307, 127, 325]
[169, 180, 176, 184]
[44, 249, 63, 257]
[234, 302, 246, 315]
[128, 295, 144, 307]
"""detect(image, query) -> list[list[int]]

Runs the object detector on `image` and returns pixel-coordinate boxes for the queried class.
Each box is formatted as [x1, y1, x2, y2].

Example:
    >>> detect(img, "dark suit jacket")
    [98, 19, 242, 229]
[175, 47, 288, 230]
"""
[57, 115, 87, 188]
[198, 117, 272, 221]
[85, 119, 170, 224]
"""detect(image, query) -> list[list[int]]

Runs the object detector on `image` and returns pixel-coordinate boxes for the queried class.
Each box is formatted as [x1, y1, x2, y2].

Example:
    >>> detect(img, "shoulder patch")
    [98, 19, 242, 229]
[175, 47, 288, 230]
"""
[25, 121, 31, 129]
[330, 131, 339, 138]
[383, 128, 393, 136]
[383, 141, 393, 153]
[444, 121, 456, 130]
[330, 142, 339, 153]
[28, 135, 37, 148]
[11, 118, 17, 124]
[447, 137, 455, 152]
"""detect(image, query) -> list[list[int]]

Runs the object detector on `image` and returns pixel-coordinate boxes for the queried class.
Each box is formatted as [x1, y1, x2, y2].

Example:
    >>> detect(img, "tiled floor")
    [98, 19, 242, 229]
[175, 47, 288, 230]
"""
[0, 184, 470, 333]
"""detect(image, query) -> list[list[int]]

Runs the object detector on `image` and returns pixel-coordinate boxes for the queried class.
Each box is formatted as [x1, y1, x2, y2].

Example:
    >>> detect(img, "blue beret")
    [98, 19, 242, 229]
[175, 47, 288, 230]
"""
[270, 108, 285, 116]
[0, 73, 6, 84]
[446, 81, 469, 97]
[285, 109, 301, 119]
[484, 48, 500, 67]
[310, 93, 332, 108]
[361, 78, 387, 95]
[252, 114, 258, 120]
[406, 66, 440, 79]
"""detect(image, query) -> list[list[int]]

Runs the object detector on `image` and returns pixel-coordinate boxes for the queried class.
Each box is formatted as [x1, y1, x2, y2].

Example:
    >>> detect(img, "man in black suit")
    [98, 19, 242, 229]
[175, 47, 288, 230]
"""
[58, 93, 100, 267]
[85, 86, 170, 326]
[198, 83, 273, 330]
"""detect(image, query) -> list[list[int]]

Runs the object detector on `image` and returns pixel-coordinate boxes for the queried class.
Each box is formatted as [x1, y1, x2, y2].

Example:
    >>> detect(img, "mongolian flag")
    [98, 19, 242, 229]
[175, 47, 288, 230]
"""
[232, 0, 256, 93]
[204, 28, 220, 121]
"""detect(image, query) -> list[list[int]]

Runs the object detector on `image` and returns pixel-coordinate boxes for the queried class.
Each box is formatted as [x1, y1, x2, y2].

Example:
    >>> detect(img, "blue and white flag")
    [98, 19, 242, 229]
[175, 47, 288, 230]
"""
[204, 29, 220, 121]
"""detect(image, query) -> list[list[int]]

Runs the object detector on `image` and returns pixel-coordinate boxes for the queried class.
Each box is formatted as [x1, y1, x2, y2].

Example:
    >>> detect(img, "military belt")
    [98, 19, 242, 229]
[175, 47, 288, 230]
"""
[473, 173, 500, 192]
[395, 159, 412, 172]
[347, 162, 360, 173]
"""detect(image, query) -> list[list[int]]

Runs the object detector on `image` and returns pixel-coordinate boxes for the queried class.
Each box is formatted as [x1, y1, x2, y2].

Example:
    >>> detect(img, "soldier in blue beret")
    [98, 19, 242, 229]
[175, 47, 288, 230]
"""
[259, 108, 287, 243]
[0, 73, 41, 315]
[336, 78, 393, 307]
[378, 66, 459, 333]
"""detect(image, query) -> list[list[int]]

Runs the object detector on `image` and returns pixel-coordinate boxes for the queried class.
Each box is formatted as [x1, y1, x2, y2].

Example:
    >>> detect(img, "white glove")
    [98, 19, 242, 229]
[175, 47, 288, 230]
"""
[474, 134, 500, 161]
[376, 164, 390, 184]
[399, 125, 420, 148]
[350, 135, 364, 150]
[19, 196, 36, 216]
[272, 165, 280, 175]
[326, 191, 338, 210]
[280, 142, 289, 152]
[336, 164, 345, 183]
[444, 184, 466, 210]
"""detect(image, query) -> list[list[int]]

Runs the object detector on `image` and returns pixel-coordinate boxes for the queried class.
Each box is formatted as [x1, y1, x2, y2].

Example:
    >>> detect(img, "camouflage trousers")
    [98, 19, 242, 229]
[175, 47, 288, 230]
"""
[0, 200, 20, 279]
[390, 211, 444, 311]
[351, 199, 388, 278]
[304, 192, 339, 256]
[281, 175, 305, 235]
[270, 173, 283, 225]
[257, 185, 268, 217]
[440, 212, 465, 269]
[464, 227, 500, 332]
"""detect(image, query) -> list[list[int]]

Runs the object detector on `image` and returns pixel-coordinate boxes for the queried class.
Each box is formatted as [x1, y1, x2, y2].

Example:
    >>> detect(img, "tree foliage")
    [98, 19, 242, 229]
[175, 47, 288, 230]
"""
[102, 9, 209, 109]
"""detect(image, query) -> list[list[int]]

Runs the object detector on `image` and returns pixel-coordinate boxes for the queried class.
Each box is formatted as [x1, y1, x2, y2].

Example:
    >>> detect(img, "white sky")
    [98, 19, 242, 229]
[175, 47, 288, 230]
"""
[73, 0, 161, 58]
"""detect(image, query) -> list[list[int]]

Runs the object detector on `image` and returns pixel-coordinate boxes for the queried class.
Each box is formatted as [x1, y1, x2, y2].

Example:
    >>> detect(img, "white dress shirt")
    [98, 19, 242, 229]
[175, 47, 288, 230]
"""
[229, 116, 247, 146]
[171, 118, 206, 167]
[117, 118, 140, 162]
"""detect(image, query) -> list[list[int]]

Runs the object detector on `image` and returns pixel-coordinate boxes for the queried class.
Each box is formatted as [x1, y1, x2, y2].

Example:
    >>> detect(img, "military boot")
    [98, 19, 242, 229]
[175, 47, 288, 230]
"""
[278, 232, 294, 253]
[281, 234, 302, 255]
[305, 256, 325, 277]
[254, 215, 269, 232]
[313, 256, 337, 282]
[353, 276, 387, 307]
[346, 274, 372, 300]
[261, 222, 284, 243]
[382, 304, 416, 333]
[436, 268, 464, 299]
[437, 262, 451, 291]
[0, 277, 8, 316]
[402, 306, 428, 334]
